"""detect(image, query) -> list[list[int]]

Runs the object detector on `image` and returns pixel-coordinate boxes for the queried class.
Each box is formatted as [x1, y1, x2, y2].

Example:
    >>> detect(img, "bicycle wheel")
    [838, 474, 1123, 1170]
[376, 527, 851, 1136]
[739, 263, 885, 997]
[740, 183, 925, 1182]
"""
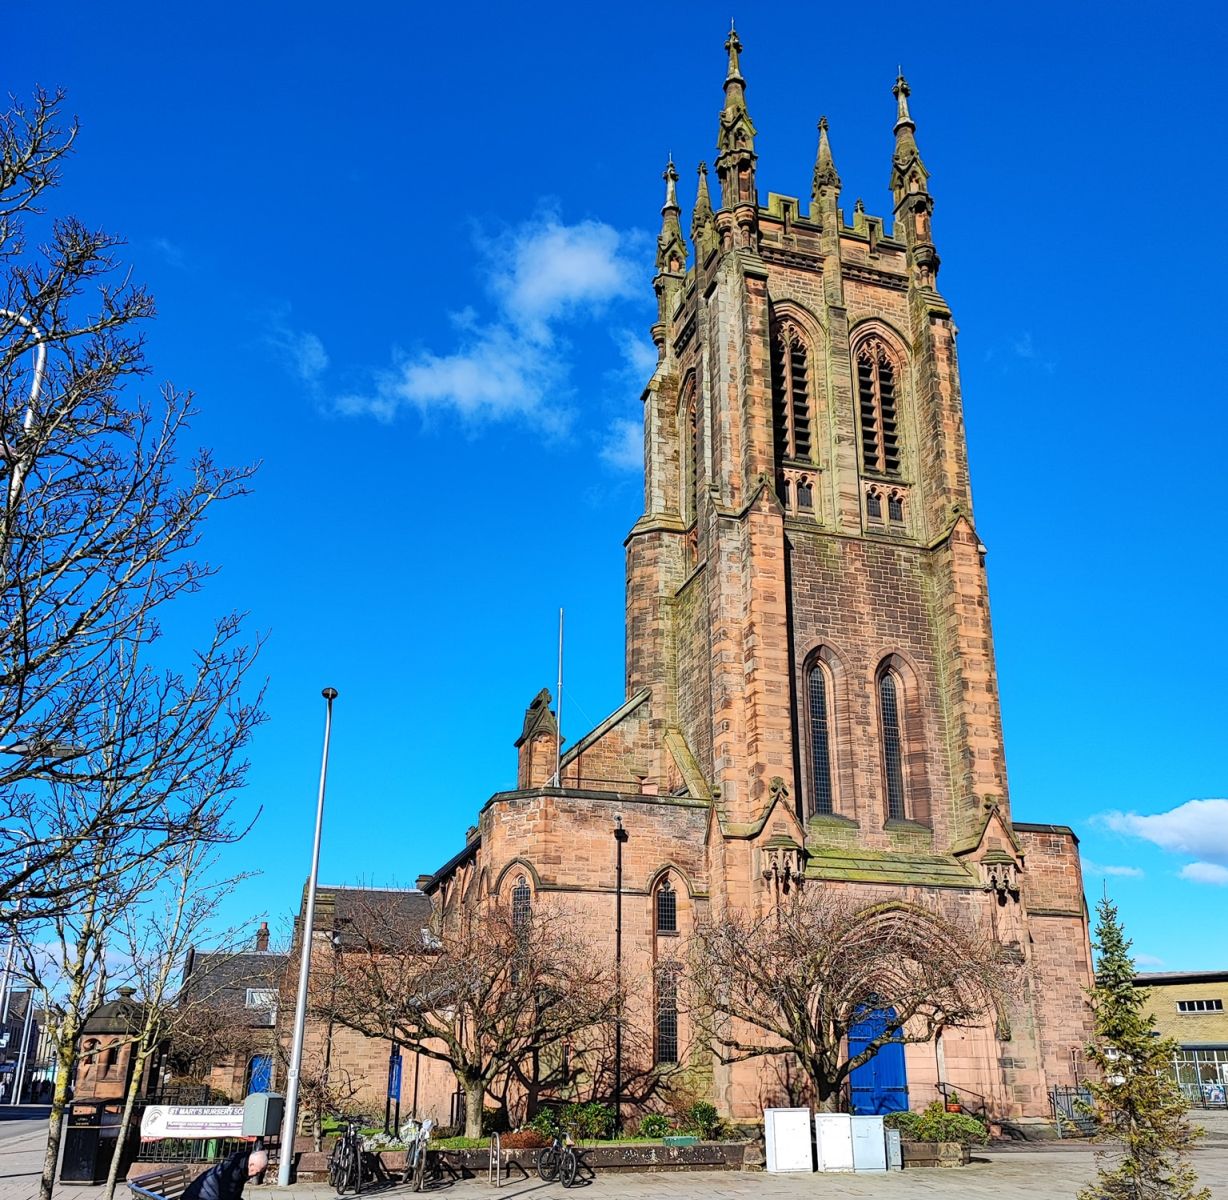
[328, 1150, 342, 1192]
[412, 1142, 427, 1192]
[353, 1145, 364, 1195]
[559, 1148, 578, 1189]
[536, 1146, 560, 1181]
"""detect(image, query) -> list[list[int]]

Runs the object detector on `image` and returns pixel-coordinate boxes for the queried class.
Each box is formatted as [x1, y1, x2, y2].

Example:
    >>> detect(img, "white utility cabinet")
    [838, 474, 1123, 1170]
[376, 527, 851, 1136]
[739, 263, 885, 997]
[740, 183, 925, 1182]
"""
[813, 1113, 854, 1172]
[850, 1115, 887, 1173]
[763, 1107, 814, 1173]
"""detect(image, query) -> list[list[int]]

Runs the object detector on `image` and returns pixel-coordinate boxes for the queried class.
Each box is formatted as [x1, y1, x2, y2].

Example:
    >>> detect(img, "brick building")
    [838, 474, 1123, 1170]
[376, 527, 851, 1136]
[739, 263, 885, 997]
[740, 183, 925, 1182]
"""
[1136, 970, 1228, 1105]
[302, 30, 1097, 1134]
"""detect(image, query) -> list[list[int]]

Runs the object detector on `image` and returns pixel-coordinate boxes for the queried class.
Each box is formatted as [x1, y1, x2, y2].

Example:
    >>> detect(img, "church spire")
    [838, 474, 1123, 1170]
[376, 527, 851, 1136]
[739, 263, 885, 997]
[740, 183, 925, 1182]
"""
[811, 115, 841, 205]
[714, 21, 759, 238]
[888, 71, 939, 290]
[655, 156, 688, 276]
[890, 70, 929, 205]
[692, 161, 718, 261]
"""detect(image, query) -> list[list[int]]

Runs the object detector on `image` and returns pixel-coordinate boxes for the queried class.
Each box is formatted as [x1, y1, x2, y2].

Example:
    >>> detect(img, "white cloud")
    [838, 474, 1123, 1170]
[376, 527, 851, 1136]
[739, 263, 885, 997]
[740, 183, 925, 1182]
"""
[1134, 953, 1166, 969]
[265, 312, 330, 387]
[1082, 859, 1144, 879]
[1180, 862, 1228, 886]
[1100, 799, 1228, 867]
[337, 215, 644, 432]
[600, 417, 643, 472]
[615, 329, 659, 378]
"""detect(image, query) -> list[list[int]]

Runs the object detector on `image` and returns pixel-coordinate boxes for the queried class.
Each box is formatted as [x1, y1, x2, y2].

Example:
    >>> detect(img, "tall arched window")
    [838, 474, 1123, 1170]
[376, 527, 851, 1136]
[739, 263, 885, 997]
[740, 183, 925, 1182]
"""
[655, 878, 677, 933]
[878, 671, 907, 820]
[806, 662, 835, 815]
[856, 338, 901, 476]
[655, 964, 679, 1064]
[511, 876, 531, 927]
[771, 322, 812, 466]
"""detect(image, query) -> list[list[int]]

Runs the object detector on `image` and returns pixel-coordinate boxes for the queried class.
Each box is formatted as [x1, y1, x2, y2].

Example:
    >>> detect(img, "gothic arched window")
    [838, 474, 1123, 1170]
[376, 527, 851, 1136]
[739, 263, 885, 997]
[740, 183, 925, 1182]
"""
[511, 876, 531, 928]
[771, 322, 812, 466]
[856, 338, 902, 476]
[655, 964, 679, 1064]
[807, 662, 835, 816]
[655, 878, 677, 934]
[878, 670, 907, 820]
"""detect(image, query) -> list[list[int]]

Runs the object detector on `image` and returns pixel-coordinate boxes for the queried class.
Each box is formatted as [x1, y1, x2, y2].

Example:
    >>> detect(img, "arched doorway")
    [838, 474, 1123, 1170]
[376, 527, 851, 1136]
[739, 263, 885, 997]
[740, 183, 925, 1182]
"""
[848, 1007, 908, 1114]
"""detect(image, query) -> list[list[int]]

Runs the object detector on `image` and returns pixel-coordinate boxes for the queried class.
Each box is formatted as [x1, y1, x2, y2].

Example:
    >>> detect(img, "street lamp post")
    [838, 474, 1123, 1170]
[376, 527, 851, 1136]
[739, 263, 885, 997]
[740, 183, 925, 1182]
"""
[276, 687, 338, 1187]
[612, 814, 628, 1134]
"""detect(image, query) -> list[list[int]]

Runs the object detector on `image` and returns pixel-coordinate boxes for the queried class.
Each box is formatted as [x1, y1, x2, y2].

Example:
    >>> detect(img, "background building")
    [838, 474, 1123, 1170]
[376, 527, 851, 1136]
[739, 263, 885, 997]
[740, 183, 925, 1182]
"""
[1137, 970, 1228, 1106]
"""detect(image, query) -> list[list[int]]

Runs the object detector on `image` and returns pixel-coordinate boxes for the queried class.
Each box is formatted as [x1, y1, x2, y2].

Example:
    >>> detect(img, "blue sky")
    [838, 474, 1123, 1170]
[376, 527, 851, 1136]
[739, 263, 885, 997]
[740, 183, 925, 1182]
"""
[9, 1, 1226, 970]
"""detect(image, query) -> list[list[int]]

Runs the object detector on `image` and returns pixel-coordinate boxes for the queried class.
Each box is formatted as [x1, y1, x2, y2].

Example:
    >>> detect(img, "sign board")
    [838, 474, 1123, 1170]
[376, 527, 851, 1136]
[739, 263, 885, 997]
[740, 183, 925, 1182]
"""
[763, 1107, 813, 1173]
[388, 1050, 402, 1101]
[814, 1113, 854, 1172]
[850, 1114, 887, 1173]
[140, 1105, 244, 1140]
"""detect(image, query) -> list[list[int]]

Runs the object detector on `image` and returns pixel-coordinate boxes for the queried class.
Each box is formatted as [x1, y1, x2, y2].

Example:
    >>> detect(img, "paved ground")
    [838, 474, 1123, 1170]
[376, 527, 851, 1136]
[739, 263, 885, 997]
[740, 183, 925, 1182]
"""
[1, 1110, 1225, 1200]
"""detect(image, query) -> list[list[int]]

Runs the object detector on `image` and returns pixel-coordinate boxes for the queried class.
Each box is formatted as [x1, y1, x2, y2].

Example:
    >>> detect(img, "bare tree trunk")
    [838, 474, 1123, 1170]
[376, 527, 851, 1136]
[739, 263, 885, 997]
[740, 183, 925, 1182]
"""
[102, 1044, 148, 1200]
[463, 1077, 485, 1141]
[39, 938, 90, 1200]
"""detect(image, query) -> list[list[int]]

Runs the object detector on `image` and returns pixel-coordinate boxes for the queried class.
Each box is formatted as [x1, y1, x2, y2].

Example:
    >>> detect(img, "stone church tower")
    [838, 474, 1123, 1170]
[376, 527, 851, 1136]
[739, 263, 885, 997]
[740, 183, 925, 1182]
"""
[425, 28, 1094, 1131]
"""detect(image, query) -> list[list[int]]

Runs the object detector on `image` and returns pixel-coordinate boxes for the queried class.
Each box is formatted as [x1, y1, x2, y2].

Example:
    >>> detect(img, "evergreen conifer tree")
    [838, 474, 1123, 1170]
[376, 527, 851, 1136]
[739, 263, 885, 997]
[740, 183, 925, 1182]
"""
[1080, 895, 1209, 1200]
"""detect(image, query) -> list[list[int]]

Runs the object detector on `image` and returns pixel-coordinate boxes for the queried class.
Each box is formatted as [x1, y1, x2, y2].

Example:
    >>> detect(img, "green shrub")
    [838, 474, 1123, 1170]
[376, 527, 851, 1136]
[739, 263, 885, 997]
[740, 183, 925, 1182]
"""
[883, 1101, 988, 1146]
[637, 1113, 674, 1138]
[680, 1101, 721, 1139]
[564, 1102, 617, 1141]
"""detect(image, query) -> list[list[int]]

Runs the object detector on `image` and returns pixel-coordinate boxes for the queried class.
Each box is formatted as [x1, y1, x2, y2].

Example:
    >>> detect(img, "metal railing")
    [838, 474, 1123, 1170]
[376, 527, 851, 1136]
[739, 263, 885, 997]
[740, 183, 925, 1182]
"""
[1050, 1085, 1096, 1137]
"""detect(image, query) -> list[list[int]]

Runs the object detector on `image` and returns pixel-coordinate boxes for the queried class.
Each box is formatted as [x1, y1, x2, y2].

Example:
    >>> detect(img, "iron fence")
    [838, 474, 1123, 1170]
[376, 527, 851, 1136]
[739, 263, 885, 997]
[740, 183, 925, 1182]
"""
[1050, 1085, 1096, 1137]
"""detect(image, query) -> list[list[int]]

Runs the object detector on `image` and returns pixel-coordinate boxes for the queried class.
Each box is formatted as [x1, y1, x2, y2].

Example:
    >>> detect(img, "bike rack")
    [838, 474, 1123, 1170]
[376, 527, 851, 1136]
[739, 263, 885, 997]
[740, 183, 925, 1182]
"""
[488, 1132, 504, 1186]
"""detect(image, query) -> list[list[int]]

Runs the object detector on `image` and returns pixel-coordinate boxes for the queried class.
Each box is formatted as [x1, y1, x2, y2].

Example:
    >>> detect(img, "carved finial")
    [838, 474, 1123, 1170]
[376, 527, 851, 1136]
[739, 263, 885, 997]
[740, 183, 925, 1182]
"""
[812, 113, 840, 199]
[662, 156, 680, 213]
[893, 69, 915, 132]
[726, 23, 741, 72]
[854, 197, 865, 214]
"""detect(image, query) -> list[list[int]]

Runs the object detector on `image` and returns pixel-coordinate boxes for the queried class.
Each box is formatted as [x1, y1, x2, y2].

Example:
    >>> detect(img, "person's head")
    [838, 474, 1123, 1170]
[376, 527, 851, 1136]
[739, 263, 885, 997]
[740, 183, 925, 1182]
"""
[247, 1150, 268, 1178]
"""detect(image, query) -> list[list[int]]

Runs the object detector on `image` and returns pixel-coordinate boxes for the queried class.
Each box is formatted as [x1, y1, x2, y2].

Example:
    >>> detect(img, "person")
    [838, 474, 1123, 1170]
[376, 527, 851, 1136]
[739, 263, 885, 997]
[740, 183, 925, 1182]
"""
[182, 1147, 268, 1200]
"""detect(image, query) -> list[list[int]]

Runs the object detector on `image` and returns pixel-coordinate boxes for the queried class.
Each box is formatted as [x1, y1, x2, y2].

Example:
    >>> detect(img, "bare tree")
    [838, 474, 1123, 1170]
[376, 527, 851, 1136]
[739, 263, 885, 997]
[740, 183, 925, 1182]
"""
[0, 87, 261, 919]
[686, 893, 1017, 1111]
[100, 844, 253, 1200]
[323, 898, 621, 1139]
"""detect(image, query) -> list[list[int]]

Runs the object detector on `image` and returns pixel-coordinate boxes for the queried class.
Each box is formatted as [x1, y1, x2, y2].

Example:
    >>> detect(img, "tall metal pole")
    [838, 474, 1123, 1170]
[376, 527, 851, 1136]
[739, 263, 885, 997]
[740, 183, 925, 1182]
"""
[553, 608, 564, 787]
[612, 815, 628, 1133]
[9, 984, 33, 1105]
[0, 850, 30, 1026]
[277, 687, 337, 1187]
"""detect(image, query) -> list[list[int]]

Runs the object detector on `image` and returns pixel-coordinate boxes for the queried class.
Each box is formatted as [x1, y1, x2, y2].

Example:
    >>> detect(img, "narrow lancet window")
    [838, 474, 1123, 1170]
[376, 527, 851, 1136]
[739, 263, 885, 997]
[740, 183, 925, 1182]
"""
[656, 879, 677, 933]
[879, 673, 906, 820]
[807, 664, 835, 815]
[771, 322, 813, 467]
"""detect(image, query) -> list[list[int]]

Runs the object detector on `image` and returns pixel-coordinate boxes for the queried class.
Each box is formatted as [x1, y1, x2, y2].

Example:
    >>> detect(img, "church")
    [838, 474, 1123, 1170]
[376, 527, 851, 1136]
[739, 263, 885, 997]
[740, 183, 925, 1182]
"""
[311, 28, 1095, 1135]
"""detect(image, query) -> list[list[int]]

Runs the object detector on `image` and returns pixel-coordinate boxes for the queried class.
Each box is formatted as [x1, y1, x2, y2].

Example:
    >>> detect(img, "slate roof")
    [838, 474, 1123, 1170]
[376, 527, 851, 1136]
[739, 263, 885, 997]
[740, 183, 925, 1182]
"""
[313, 885, 435, 949]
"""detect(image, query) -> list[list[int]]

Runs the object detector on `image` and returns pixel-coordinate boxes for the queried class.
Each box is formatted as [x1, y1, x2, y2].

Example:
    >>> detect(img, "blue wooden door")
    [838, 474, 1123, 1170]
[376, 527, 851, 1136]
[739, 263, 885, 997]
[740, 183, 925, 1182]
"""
[848, 1007, 907, 1114]
[246, 1054, 272, 1095]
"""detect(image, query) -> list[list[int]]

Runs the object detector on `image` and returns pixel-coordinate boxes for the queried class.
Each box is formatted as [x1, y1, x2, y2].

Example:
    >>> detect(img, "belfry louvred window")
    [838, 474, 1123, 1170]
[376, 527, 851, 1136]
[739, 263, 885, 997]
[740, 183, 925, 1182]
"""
[857, 339, 901, 476]
[771, 322, 812, 467]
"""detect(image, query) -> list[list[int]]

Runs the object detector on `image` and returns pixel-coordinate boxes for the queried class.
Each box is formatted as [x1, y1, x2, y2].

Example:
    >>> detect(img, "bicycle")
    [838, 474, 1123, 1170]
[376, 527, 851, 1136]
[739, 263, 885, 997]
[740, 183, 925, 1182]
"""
[407, 1117, 435, 1192]
[535, 1127, 578, 1188]
[327, 1117, 365, 1194]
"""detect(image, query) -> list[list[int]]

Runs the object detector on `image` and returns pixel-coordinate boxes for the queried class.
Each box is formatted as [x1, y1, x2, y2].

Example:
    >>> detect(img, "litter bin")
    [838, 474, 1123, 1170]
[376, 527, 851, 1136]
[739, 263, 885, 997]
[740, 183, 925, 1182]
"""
[61, 1102, 117, 1184]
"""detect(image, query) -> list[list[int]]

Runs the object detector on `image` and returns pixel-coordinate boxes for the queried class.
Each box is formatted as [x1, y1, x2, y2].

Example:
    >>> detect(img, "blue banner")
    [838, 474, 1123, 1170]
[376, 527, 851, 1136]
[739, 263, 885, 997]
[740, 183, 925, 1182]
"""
[387, 1051, 402, 1101]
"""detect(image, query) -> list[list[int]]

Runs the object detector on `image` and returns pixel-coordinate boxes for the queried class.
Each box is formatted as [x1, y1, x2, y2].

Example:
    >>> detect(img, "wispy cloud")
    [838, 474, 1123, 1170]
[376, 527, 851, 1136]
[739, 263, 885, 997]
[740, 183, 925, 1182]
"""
[600, 417, 643, 471]
[264, 309, 330, 389]
[336, 214, 645, 432]
[1179, 862, 1228, 886]
[1134, 953, 1166, 969]
[1082, 859, 1145, 879]
[1098, 798, 1228, 886]
[151, 236, 186, 269]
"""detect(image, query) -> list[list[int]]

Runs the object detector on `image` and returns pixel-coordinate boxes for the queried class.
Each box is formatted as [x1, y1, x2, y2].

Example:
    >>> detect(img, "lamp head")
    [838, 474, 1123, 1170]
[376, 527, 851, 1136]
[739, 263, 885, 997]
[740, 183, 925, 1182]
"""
[321, 687, 338, 701]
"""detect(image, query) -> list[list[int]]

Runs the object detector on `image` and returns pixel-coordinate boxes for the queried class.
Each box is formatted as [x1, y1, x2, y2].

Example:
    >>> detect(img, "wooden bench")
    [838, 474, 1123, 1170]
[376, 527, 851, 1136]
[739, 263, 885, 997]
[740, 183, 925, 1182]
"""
[127, 1166, 193, 1199]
